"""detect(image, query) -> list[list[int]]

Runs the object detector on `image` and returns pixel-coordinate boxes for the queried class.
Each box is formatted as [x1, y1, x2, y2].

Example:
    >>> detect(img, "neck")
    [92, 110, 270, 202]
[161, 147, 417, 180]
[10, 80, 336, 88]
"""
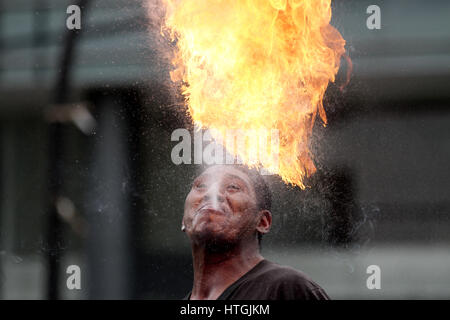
[189, 240, 263, 300]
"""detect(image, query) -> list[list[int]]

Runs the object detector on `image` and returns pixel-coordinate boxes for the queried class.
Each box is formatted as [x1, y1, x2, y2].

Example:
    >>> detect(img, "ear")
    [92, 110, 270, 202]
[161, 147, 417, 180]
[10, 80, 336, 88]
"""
[256, 210, 272, 235]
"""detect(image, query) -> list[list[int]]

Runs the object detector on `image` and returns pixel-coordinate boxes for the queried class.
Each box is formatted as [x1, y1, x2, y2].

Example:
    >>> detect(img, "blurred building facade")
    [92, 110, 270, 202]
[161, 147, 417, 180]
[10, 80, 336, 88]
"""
[0, 0, 449, 299]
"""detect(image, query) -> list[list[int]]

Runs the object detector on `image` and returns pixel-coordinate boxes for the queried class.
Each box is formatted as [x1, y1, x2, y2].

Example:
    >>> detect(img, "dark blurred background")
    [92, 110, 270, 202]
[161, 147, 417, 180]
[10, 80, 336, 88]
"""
[0, 0, 449, 299]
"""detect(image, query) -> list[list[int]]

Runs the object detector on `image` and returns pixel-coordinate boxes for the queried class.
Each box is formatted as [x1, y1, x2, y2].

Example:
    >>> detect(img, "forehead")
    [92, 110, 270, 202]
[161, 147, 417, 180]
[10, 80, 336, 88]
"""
[198, 165, 253, 186]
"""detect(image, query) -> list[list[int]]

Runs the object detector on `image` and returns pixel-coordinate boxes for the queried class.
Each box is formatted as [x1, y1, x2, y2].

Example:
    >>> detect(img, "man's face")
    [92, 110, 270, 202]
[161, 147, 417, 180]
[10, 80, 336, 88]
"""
[183, 165, 259, 247]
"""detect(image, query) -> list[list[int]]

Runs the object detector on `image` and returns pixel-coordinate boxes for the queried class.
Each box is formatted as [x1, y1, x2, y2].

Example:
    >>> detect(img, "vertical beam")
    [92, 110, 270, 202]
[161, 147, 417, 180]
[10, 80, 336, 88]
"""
[86, 95, 133, 299]
[47, 0, 90, 300]
[0, 123, 17, 299]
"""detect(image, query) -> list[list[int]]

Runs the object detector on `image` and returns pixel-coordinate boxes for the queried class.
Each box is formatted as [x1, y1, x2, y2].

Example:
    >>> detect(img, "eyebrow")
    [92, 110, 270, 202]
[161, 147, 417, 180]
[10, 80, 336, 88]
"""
[194, 173, 210, 181]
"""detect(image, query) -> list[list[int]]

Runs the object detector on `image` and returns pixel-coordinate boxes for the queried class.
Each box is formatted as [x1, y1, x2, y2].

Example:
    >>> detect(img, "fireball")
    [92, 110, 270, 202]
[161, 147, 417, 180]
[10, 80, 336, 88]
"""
[162, 0, 346, 188]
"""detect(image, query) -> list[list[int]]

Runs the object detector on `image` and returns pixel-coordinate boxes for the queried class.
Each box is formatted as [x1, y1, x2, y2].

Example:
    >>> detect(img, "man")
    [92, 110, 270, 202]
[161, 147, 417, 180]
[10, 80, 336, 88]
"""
[181, 164, 330, 300]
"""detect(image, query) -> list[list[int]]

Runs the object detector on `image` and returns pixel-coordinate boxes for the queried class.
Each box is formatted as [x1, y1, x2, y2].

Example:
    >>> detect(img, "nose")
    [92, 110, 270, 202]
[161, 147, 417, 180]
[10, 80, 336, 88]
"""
[203, 183, 225, 205]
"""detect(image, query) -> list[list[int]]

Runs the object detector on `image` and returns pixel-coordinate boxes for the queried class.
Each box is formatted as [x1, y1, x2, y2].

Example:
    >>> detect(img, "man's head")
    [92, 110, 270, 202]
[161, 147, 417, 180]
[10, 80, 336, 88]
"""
[183, 164, 272, 251]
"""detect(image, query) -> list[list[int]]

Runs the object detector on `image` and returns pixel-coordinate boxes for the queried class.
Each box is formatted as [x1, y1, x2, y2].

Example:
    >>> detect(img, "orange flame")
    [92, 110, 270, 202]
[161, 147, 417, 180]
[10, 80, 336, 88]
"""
[163, 0, 346, 188]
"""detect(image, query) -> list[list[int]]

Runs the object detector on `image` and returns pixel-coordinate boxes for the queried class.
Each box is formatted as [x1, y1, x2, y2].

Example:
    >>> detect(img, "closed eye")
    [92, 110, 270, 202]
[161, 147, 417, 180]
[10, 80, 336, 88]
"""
[195, 183, 206, 189]
[228, 184, 241, 191]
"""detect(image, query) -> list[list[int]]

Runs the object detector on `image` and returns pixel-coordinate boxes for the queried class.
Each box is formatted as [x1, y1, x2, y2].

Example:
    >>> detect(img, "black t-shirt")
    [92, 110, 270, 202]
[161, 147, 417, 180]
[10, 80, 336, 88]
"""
[184, 259, 330, 300]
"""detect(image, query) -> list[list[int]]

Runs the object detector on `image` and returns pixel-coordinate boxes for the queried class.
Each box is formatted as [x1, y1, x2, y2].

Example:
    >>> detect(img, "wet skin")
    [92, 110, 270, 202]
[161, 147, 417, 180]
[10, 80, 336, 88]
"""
[183, 165, 272, 300]
[183, 165, 265, 247]
[183, 166, 258, 244]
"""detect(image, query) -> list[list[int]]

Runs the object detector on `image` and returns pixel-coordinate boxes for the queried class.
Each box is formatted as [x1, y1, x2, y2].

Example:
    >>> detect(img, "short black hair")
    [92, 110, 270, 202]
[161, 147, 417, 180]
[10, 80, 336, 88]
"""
[230, 165, 272, 246]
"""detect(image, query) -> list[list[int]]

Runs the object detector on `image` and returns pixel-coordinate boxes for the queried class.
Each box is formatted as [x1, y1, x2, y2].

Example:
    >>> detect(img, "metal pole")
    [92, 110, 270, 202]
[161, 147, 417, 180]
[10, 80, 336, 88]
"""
[47, 0, 90, 300]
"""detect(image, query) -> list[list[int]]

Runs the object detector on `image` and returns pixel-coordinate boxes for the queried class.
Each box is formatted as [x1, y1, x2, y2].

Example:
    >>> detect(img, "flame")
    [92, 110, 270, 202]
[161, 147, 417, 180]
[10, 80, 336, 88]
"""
[162, 0, 346, 188]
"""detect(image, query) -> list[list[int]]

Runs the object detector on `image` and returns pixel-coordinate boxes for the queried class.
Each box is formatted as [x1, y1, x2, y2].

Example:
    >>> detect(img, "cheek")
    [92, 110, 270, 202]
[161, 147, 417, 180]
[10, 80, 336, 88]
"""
[184, 192, 193, 210]
[226, 195, 258, 229]
[227, 193, 256, 215]
[185, 190, 202, 210]
[183, 192, 198, 221]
